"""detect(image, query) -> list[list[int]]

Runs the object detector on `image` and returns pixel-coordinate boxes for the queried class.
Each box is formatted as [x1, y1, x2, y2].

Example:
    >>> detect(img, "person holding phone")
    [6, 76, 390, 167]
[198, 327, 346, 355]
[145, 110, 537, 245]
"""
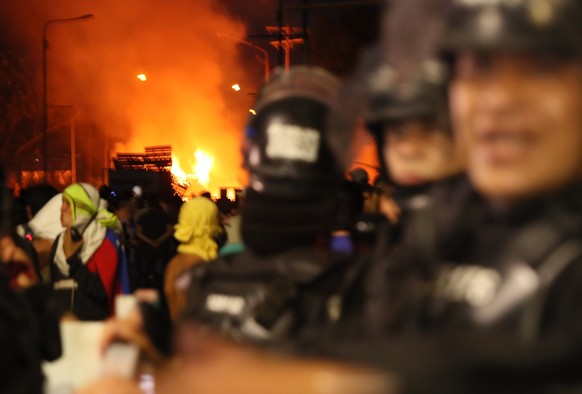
[50, 182, 128, 321]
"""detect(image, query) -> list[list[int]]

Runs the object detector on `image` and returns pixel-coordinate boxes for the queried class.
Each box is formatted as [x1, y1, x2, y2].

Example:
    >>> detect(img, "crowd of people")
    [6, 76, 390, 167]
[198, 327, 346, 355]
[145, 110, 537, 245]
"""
[3, 0, 582, 392]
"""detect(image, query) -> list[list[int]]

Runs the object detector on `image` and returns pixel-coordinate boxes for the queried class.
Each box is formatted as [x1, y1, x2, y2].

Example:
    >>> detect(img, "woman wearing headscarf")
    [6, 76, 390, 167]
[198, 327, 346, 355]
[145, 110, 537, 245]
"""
[164, 197, 223, 321]
[50, 182, 129, 321]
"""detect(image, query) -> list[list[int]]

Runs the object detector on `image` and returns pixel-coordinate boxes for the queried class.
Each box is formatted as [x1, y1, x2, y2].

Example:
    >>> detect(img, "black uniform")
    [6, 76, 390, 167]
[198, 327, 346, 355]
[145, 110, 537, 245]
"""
[302, 0, 582, 391]
[321, 177, 582, 393]
[180, 248, 359, 344]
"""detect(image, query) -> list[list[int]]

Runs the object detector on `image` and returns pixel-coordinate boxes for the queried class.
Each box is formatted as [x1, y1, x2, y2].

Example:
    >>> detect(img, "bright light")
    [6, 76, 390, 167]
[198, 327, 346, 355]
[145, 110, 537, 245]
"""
[170, 151, 214, 191]
[137, 74, 147, 82]
[193, 150, 214, 188]
[249, 109, 257, 115]
[226, 188, 236, 201]
[231, 84, 241, 92]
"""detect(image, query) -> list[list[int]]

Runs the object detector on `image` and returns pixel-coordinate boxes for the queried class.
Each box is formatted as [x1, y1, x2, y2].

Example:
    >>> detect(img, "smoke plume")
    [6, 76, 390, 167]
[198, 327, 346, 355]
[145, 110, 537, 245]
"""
[0, 0, 265, 193]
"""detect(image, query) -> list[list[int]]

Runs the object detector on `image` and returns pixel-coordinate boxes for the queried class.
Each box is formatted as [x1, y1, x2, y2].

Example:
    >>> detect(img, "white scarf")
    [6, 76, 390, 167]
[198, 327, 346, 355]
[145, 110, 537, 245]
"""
[54, 210, 108, 277]
[27, 193, 65, 240]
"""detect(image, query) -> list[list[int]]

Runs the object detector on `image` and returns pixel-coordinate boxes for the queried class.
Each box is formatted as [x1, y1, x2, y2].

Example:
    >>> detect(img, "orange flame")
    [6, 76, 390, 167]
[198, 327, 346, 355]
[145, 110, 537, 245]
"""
[170, 150, 215, 192]
[171, 155, 189, 186]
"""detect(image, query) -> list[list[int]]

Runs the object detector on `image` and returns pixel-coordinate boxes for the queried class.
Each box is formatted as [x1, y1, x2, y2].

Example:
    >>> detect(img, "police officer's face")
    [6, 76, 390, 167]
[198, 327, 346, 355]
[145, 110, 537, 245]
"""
[450, 52, 582, 201]
[383, 120, 460, 186]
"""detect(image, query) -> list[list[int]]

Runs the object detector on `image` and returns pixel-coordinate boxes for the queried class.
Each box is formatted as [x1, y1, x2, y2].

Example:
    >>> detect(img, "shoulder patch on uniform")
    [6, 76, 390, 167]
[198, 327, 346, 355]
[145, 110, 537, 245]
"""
[205, 293, 246, 316]
[434, 264, 501, 307]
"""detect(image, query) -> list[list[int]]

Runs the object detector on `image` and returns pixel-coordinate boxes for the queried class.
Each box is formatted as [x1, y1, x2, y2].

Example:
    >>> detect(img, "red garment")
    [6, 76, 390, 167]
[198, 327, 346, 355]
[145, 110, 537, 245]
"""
[51, 230, 126, 320]
[85, 236, 121, 315]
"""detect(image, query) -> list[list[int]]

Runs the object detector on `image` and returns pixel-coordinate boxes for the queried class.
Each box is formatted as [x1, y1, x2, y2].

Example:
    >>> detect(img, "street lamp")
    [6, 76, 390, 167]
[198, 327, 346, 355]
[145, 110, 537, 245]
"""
[42, 13, 93, 181]
[217, 33, 270, 82]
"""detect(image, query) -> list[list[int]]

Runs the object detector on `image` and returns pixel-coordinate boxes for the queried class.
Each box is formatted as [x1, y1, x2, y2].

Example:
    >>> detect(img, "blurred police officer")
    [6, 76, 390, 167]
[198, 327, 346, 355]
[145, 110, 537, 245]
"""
[364, 57, 463, 205]
[176, 66, 362, 346]
[346, 52, 466, 336]
[428, 0, 582, 345]
[308, 1, 582, 393]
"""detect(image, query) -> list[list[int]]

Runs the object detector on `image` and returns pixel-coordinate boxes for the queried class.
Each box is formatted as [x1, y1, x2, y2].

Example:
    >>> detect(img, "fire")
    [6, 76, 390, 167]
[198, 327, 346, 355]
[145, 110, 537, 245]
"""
[3, 0, 251, 192]
[170, 150, 215, 192]
[171, 155, 189, 186]
[193, 150, 214, 187]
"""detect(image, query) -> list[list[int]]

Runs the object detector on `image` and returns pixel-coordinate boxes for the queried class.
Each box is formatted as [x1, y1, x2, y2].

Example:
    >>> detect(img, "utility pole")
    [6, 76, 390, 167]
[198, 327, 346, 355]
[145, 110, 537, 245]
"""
[277, 0, 284, 66]
[266, 26, 304, 71]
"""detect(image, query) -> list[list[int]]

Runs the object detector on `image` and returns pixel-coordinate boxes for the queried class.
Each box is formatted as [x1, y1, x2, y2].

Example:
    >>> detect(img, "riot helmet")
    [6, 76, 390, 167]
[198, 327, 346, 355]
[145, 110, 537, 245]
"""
[242, 66, 346, 255]
[441, 0, 582, 57]
[353, 0, 458, 186]
[243, 66, 344, 199]
[359, 45, 456, 187]
[364, 57, 450, 135]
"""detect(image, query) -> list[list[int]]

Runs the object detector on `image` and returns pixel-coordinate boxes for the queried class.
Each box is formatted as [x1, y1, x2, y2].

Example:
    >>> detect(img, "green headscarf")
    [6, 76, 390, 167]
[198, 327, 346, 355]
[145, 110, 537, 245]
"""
[63, 183, 118, 229]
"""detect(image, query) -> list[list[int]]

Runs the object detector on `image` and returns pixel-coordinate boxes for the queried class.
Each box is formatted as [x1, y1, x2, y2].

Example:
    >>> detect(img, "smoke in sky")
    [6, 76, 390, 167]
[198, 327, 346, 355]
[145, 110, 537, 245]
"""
[0, 0, 266, 193]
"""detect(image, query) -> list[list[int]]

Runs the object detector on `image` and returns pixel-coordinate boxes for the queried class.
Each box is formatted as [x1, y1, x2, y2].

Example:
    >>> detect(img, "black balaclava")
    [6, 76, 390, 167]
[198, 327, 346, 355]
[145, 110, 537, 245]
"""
[242, 189, 337, 256]
[240, 66, 343, 256]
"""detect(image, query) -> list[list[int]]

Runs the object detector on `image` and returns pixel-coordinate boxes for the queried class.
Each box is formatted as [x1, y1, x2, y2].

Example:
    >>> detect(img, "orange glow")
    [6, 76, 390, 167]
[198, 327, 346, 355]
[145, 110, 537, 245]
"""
[137, 73, 147, 82]
[2, 0, 255, 191]
[193, 150, 214, 188]
[226, 188, 236, 201]
[232, 84, 241, 91]
[170, 150, 215, 195]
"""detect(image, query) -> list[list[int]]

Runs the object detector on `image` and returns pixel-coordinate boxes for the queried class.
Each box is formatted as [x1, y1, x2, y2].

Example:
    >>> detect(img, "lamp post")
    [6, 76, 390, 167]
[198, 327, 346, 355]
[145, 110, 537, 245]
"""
[42, 13, 93, 181]
[217, 33, 270, 82]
